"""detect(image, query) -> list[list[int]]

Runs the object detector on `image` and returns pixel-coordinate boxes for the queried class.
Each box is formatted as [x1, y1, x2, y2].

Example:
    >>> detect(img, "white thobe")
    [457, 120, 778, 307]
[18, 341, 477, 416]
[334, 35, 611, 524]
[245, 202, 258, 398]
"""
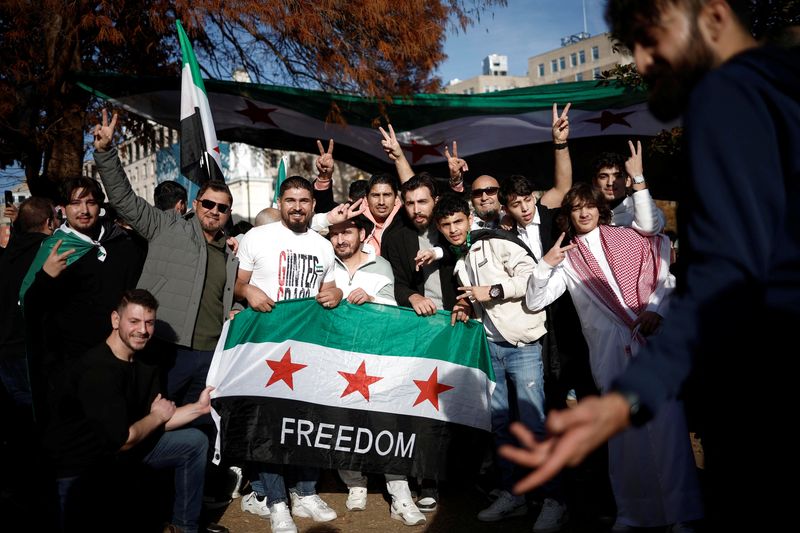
[527, 227, 703, 527]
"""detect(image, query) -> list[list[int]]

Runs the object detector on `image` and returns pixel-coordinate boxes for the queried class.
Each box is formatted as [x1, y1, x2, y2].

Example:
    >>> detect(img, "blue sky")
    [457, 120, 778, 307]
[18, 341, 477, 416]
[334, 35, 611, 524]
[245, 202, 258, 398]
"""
[437, 0, 609, 83]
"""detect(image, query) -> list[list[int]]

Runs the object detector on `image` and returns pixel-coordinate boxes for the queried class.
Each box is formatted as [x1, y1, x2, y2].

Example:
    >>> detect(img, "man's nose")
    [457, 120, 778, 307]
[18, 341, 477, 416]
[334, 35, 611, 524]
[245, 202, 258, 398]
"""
[633, 43, 653, 75]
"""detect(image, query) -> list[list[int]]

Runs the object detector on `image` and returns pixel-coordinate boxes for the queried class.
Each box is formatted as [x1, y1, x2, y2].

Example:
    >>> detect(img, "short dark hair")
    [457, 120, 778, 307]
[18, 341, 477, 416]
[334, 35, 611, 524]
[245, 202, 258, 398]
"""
[16, 196, 55, 234]
[117, 289, 159, 313]
[498, 175, 535, 206]
[279, 176, 314, 197]
[557, 183, 614, 236]
[348, 180, 369, 201]
[591, 152, 628, 181]
[154, 181, 188, 211]
[433, 193, 470, 222]
[196, 180, 233, 204]
[400, 172, 438, 200]
[232, 220, 253, 235]
[368, 173, 398, 195]
[60, 177, 105, 206]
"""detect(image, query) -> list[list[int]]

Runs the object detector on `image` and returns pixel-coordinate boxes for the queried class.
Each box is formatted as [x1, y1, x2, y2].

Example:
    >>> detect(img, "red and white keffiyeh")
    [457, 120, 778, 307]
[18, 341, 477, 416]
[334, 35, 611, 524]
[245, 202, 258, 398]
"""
[568, 225, 664, 330]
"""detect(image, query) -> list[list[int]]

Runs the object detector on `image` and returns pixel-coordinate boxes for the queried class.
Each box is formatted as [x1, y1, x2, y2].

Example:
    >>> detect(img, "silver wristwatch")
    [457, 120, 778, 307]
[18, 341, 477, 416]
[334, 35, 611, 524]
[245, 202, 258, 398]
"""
[632, 174, 645, 185]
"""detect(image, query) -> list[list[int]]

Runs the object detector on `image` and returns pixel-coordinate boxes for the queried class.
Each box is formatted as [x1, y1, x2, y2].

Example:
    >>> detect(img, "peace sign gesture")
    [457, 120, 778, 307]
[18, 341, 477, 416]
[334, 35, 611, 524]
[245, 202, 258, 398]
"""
[552, 102, 571, 144]
[542, 232, 577, 267]
[624, 139, 644, 179]
[443, 141, 469, 184]
[315, 139, 335, 181]
[42, 239, 76, 278]
[93, 108, 119, 152]
[379, 124, 402, 161]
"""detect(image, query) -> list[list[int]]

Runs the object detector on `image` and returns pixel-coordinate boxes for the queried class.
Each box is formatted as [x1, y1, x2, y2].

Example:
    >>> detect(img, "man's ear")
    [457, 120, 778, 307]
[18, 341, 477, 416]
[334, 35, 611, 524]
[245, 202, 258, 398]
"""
[359, 227, 366, 241]
[697, 0, 729, 45]
[111, 310, 120, 330]
[468, 213, 474, 227]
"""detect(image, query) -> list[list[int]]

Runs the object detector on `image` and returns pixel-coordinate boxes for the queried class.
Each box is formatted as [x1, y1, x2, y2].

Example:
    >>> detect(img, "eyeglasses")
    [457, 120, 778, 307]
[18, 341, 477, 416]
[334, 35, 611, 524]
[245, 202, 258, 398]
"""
[471, 186, 499, 198]
[199, 199, 230, 214]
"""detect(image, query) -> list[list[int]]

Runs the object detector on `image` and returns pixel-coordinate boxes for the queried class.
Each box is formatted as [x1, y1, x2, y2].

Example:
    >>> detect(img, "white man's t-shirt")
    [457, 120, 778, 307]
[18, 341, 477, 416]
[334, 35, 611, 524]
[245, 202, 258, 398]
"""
[237, 222, 336, 301]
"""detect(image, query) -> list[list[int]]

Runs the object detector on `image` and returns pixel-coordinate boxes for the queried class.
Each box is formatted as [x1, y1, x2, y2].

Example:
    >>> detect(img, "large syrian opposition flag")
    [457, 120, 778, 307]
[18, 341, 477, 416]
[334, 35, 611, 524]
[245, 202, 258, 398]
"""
[176, 21, 224, 184]
[207, 300, 494, 480]
[75, 72, 681, 196]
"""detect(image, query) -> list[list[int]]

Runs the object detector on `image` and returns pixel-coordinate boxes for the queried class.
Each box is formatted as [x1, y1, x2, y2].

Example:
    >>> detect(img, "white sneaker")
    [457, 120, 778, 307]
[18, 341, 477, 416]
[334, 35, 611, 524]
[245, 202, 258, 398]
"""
[240, 492, 270, 518]
[533, 498, 568, 533]
[477, 490, 528, 522]
[345, 487, 368, 511]
[290, 493, 338, 522]
[387, 480, 426, 526]
[268, 502, 297, 533]
[229, 466, 243, 499]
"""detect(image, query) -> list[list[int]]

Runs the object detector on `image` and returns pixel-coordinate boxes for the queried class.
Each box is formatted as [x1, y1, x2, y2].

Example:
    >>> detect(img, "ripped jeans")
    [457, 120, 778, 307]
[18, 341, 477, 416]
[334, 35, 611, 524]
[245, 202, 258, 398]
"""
[488, 339, 546, 492]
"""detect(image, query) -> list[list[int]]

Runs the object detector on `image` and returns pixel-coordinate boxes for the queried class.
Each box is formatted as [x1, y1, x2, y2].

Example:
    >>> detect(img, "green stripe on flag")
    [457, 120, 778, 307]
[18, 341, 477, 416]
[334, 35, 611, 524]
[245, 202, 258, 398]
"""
[224, 300, 493, 378]
[176, 21, 206, 96]
[272, 156, 286, 206]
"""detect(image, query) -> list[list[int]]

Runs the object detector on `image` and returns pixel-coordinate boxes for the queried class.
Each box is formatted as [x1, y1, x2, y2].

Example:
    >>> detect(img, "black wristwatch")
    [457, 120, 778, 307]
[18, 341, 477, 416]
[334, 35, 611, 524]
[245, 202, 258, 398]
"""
[489, 284, 504, 300]
[618, 389, 652, 427]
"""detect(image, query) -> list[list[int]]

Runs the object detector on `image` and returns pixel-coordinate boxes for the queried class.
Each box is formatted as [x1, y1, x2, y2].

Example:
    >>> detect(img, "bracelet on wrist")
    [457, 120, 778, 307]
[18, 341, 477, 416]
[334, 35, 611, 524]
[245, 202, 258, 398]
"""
[553, 141, 568, 150]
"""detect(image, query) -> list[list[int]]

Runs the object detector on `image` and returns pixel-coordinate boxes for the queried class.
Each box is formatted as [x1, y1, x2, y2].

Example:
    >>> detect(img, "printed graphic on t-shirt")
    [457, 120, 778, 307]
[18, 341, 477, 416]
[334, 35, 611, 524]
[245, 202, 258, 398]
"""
[277, 250, 325, 300]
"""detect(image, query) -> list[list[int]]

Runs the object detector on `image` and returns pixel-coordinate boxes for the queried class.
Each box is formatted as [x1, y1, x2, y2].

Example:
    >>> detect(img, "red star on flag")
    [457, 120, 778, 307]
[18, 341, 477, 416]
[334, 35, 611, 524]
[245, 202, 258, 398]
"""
[400, 140, 444, 164]
[236, 100, 279, 127]
[266, 348, 307, 389]
[413, 367, 454, 410]
[338, 361, 383, 401]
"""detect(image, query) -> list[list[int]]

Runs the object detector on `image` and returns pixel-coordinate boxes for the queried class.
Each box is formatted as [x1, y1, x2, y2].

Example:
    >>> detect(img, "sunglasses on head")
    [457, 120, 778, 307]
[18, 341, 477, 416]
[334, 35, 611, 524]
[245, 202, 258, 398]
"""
[199, 198, 230, 214]
[471, 186, 499, 198]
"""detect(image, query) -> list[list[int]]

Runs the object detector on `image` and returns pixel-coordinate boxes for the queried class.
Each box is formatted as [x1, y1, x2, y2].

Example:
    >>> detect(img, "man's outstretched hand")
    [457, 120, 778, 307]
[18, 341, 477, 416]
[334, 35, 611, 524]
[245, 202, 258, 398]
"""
[498, 393, 631, 493]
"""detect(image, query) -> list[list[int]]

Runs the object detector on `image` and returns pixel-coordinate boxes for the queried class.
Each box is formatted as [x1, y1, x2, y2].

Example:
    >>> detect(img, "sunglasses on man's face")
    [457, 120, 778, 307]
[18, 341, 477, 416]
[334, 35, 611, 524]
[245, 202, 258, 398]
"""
[199, 198, 230, 214]
[471, 186, 499, 198]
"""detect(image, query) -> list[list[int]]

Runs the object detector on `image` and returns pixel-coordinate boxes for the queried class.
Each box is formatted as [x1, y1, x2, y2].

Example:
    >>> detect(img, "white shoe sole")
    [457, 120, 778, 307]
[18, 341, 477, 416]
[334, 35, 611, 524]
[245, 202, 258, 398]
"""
[346, 501, 367, 511]
[291, 507, 337, 522]
[391, 511, 426, 526]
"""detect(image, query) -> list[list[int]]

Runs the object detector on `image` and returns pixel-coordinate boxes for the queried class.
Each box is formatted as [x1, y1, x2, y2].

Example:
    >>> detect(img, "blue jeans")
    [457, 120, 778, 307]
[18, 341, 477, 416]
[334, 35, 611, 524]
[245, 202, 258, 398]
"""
[168, 347, 214, 426]
[142, 428, 208, 533]
[56, 429, 207, 533]
[0, 351, 32, 406]
[256, 465, 319, 505]
[488, 339, 546, 492]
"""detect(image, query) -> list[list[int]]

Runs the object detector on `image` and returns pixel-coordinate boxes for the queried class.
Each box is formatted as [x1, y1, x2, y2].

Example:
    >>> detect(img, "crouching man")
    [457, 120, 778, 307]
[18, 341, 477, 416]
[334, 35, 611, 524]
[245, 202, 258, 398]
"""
[45, 289, 218, 533]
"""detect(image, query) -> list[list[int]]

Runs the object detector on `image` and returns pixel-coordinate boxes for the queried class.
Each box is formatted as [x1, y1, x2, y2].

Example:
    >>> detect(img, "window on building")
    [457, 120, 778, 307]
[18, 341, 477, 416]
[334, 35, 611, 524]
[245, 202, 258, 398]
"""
[538, 63, 545, 77]
[559, 57, 566, 70]
[575, 73, 584, 81]
[551, 59, 558, 73]
[592, 46, 600, 60]
[270, 153, 278, 167]
[135, 143, 140, 161]
[570, 53, 577, 67]
[579, 50, 586, 64]
[593, 67, 602, 79]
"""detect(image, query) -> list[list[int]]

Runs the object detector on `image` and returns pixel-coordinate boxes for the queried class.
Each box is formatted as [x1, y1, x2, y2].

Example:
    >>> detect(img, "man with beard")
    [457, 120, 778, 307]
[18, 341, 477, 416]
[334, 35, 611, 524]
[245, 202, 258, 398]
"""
[92, 110, 238, 410]
[591, 140, 665, 233]
[45, 289, 214, 533]
[382, 174, 457, 318]
[325, 215, 426, 525]
[234, 176, 341, 533]
[500, 1, 799, 528]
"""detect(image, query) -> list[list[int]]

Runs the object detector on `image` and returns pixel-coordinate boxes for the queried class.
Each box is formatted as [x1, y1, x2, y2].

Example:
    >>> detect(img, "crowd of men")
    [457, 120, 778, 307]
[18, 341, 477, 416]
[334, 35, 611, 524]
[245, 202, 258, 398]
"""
[1, 1, 797, 532]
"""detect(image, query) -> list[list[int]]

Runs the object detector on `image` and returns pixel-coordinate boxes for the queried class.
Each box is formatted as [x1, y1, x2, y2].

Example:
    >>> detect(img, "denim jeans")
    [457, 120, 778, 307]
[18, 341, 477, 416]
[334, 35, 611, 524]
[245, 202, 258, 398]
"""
[256, 465, 319, 505]
[167, 346, 214, 406]
[142, 428, 208, 533]
[338, 469, 405, 488]
[488, 339, 546, 492]
[0, 351, 32, 406]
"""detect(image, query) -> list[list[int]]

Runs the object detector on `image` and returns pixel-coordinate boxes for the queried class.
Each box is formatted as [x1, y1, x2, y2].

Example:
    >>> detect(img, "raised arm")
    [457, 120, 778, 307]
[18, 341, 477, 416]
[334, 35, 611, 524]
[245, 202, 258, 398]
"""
[444, 142, 468, 193]
[379, 124, 414, 184]
[92, 109, 174, 240]
[312, 139, 337, 212]
[540, 103, 573, 209]
[625, 140, 666, 234]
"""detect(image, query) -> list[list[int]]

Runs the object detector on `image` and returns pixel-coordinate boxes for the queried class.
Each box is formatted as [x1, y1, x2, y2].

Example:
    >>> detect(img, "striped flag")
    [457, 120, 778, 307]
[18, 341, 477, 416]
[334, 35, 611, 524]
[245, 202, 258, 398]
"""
[176, 20, 224, 184]
[207, 300, 494, 479]
[271, 155, 288, 207]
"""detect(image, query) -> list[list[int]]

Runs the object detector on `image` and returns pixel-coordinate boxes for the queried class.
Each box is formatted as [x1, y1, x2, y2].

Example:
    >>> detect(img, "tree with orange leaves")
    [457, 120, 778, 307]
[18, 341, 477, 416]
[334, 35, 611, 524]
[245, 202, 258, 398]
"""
[0, 0, 505, 193]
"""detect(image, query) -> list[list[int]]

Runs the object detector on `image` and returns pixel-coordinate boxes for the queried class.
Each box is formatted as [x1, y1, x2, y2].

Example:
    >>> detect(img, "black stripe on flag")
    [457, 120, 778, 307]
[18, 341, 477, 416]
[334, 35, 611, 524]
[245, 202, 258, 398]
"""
[180, 109, 224, 185]
[213, 396, 489, 481]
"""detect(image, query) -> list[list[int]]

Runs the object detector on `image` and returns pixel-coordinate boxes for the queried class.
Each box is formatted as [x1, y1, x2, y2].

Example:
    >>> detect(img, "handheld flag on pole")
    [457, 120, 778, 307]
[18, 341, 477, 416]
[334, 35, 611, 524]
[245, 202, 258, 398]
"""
[272, 155, 288, 207]
[177, 20, 224, 185]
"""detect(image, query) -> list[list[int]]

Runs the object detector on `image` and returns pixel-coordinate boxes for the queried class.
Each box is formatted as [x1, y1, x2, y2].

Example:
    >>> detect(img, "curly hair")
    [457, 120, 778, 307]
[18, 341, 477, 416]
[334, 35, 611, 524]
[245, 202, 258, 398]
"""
[557, 183, 614, 236]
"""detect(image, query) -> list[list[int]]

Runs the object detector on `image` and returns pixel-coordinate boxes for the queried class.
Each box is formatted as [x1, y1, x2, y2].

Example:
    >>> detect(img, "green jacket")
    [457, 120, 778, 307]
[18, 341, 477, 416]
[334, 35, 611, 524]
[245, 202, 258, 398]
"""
[94, 148, 238, 347]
